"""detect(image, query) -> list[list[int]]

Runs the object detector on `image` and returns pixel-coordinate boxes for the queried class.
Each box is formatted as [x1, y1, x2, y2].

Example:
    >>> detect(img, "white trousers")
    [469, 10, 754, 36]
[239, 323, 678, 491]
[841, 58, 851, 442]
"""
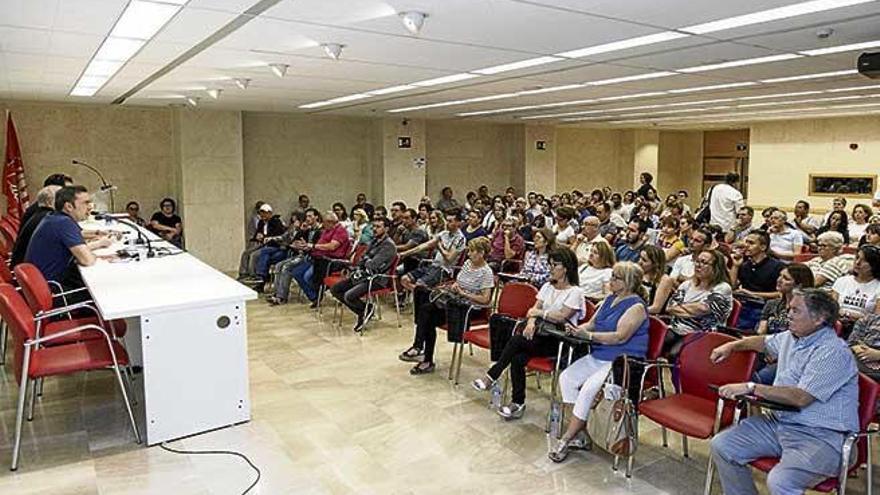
[558, 355, 613, 421]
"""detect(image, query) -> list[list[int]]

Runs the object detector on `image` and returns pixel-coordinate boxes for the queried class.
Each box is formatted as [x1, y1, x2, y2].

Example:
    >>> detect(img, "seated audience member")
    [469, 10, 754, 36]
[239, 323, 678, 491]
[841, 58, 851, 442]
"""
[238, 203, 285, 281]
[488, 217, 524, 271]
[246, 201, 265, 240]
[595, 202, 623, 238]
[482, 197, 505, 231]
[578, 241, 615, 300]
[349, 208, 373, 245]
[766, 210, 802, 261]
[634, 202, 659, 229]
[553, 206, 577, 246]
[291, 194, 311, 217]
[373, 205, 388, 220]
[416, 203, 432, 228]
[488, 205, 507, 233]
[831, 245, 880, 332]
[805, 231, 854, 289]
[149, 197, 183, 247]
[848, 313, 880, 381]
[12, 185, 61, 266]
[710, 289, 858, 495]
[291, 211, 351, 307]
[549, 261, 650, 462]
[399, 209, 466, 291]
[663, 249, 733, 359]
[677, 190, 691, 215]
[861, 223, 880, 248]
[655, 216, 685, 263]
[254, 211, 304, 284]
[266, 209, 323, 304]
[724, 206, 755, 244]
[25, 186, 112, 295]
[436, 186, 459, 212]
[816, 210, 850, 246]
[792, 200, 820, 239]
[125, 201, 146, 227]
[389, 201, 407, 236]
[471, 248, 585, 419]
[516, 228, 555, 287]
[730, 231, 786, 329]
[639, 245, 674, 314]
[424, 209, 445, 238]
[615, 219, 649, 263]
[849, 204, 872, 246]
[329, 216, 396, 332]
[571, 216, 608, 266]
[18, 173, 73, 233]
[353, 192, 374, 218]
[332, 202, 352, 232]
[463, 210, 489, 242]
[679, 214, 695, 248]
[395, 208, 430, 273]
[399, 237, 495, 374]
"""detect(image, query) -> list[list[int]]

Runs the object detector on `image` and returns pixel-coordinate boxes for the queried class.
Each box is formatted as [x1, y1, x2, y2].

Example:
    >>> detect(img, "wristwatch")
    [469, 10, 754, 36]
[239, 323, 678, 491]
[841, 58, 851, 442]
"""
[745, 382, 756, 394]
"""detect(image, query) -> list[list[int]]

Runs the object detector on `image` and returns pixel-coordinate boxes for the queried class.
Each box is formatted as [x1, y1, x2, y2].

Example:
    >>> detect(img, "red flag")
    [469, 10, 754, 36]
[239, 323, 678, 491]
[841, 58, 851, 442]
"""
[3, 112, 30, 220]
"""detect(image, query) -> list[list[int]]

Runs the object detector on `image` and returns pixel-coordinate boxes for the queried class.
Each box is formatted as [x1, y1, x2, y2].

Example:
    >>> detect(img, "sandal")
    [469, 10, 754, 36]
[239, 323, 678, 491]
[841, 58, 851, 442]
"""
[471, 375, 495, 392]
[398, 347, 424, 362]
[548, 438, 571, 463]
[410, 362, 435, 375]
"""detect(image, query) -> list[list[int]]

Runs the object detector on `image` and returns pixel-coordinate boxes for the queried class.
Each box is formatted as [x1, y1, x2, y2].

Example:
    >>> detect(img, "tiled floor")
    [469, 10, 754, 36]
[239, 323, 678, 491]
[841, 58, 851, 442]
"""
[0, 298, 875, 494]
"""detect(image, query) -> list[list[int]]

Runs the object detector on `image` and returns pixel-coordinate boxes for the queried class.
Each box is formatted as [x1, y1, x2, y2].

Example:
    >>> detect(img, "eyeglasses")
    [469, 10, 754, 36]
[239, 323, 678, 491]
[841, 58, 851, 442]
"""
[694, 259, 712, 266]
[611, 274, 625, 281]
[550, 261, 565, 268]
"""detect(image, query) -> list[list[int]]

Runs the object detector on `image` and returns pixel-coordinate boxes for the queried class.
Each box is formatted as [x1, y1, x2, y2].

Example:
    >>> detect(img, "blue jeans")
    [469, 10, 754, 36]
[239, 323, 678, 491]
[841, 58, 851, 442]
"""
[256, 246, 288, 278]
[711, 415, 844, 495]
[274, 257, 308, 301]
[291, 260, 317, 302]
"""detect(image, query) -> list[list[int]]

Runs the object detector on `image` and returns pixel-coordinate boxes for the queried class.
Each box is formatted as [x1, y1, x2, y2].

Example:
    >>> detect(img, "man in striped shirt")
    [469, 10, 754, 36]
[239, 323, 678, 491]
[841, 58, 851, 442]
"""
[709, 289, 858, 495]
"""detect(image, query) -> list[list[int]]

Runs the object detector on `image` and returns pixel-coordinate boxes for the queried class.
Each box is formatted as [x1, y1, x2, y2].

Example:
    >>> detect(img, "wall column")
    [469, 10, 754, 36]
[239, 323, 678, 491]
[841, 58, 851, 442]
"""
[522, 124, 556, 195]
[172, 108, 245, 272]
[632, 129, 660, 190]
[378, 118, 426, 208]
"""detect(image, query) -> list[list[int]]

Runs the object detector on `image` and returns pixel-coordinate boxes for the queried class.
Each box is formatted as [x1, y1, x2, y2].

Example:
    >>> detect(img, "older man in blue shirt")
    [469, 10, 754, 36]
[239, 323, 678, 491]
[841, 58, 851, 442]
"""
[708, 289, 858, 495]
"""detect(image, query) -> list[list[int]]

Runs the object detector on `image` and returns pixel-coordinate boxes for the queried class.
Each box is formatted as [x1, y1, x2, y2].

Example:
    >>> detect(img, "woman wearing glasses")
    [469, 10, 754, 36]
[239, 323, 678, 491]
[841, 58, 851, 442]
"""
[471, 247, 585, 420]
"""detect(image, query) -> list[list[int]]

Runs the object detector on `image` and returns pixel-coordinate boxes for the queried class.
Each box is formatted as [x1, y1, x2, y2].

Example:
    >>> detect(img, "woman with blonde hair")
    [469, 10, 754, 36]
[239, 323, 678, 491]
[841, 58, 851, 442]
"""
[549, 261, 650, 462]
[577, 240, 615, 300]
[349, 208, 373, 246]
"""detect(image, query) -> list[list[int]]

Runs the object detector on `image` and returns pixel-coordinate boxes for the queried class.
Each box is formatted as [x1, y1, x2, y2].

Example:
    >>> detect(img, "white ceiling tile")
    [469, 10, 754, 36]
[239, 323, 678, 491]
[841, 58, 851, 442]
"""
[47, 32, 103, 58]
[0, 0, 59, 30]
[154, 7, 238, 44]
[53, 0, 126, 35]
[263, 0, 397, 25]
[0, 27, 52, 54]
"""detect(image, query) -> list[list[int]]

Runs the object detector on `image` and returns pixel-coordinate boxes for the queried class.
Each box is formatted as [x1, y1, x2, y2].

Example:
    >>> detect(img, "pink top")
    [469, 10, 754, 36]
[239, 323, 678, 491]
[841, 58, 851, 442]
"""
[489, 229, 524, 263]
[313, 223, 351, 259]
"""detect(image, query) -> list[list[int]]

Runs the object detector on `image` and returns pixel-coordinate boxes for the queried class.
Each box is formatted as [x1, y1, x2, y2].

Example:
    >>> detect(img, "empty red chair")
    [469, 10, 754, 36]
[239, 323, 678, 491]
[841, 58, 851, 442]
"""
[0, 284, 140, 470]
[638, 332, 756, 495]
[748, 373, 879, 494]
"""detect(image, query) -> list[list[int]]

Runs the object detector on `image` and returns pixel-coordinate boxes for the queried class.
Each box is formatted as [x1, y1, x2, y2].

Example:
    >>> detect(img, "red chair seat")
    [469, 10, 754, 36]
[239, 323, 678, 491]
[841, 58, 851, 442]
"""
[463, 328, 490, 349]
[750, 457, 839, 492]
[639, 394, 735, 439]
[43, 317, 127, 345]
[323, 274, 344, 288]
[29, 340, 129, 378]
[526, 356, 554, 374]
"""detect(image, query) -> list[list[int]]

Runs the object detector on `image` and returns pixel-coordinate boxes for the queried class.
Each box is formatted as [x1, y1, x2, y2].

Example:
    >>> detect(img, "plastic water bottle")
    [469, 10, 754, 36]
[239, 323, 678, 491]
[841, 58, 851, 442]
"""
[549, 400, 561, 438]
[490, 381, 502, 410]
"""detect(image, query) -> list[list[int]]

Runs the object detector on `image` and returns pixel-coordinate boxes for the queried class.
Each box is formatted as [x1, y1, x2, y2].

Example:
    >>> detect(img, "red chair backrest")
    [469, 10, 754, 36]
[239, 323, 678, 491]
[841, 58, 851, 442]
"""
[0, 219, 16, 246]
[496, 282, 537, 319]
[584, 298, 598, 322]
[679, 332, 756, 402]
[0, 283, 39, 381]
[386, 255, 400, 276]
[0, 260, 14, 284]
[793, 253, 818, 263]
[727, 299, 742, 328]
[855, 373, 880, 465]
[842, 246, 858, 255]
[350, 243, 368, 265]
[13, 263, 55, 314]
[647, 316, 668, 361]
[0, 236, 10, 261]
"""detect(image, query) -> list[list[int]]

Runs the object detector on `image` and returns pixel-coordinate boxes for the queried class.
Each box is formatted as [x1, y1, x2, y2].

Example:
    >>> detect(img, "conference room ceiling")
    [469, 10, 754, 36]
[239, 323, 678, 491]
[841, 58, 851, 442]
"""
[1, 0, 880, 128]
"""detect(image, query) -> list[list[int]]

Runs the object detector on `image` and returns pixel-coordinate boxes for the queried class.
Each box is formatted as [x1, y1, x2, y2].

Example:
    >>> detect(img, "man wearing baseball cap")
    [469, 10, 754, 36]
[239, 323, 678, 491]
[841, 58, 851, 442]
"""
[238, 202, 285, 282]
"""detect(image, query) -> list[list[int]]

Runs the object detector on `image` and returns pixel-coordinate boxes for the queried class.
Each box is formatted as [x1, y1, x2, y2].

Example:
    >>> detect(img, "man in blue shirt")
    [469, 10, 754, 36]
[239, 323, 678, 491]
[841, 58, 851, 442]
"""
[614, 219, 648, 263]
[25, 185, 110, 291]
[709, 289, 859, 495]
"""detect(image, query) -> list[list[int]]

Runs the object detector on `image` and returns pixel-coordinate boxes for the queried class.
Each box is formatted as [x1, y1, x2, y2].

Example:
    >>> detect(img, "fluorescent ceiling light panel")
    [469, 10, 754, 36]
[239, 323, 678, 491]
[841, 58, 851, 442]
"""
[587, 72, 675, 86]
[516, 84, 585, 95]
[800, 39, 880, 55]
[83, 60, 123, 77]
[110, 0, 181, 40]
[556, 31, 688, 58]
[738, 91, 823, 100]
[474, 56, 563, 75]
[411, 73, 479, 87]
[597, 91, 667, 101]
[326, 93, 373, 104]
[678, 53, 802, 73]
[680, 0, 876, 34]
[94, 37, 145, 61]
[760, 69, 858, 83]
[668, 82, 757, 93]
[827, 84, 880, 92]
[366, 85, 417, 95]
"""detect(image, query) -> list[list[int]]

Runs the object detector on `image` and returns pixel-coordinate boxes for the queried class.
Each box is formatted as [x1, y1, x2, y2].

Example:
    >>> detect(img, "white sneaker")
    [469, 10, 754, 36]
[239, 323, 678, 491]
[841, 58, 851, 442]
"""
[497, 402, 525, 420]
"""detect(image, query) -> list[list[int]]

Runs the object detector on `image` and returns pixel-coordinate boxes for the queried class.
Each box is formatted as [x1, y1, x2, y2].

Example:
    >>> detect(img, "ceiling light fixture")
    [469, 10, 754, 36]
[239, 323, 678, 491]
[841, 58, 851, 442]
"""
[322, 43, 345, 60]
[827, 84, 880, 92]
[473, 56, 564, 75]
[234, 78, 251, 90]
[760, 68, 858, 83]
[269, 63, 289, 78]
[400, 11, 428, 35]
[299, 93, 373, 109]
[366, 85, 418, 95]
[680, 0, 876, 35]
[800, 39, 880, 55]
[678, 53, 803, 73]
[667, 82, 758, 94]
[555, 31, 689, 59]
[206, 89, 222, 100]
[587, 72, 676, 86]
[410, 73, 479, 87]
[185, 96, 200, 107]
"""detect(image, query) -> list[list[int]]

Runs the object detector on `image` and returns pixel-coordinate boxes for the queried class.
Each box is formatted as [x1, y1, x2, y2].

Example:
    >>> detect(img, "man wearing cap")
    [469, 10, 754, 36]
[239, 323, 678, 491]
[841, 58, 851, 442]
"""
[238, 203, 285, 281]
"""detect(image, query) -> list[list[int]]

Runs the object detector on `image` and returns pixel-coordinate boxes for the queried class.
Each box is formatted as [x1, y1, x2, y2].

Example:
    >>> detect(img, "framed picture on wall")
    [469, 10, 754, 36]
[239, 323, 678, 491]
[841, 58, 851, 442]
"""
[809, 174, 876, 198]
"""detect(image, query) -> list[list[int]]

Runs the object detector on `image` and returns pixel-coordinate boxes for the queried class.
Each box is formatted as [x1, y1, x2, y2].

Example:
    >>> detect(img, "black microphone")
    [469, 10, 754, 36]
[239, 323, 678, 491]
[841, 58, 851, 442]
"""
[93, 212, 154, 258]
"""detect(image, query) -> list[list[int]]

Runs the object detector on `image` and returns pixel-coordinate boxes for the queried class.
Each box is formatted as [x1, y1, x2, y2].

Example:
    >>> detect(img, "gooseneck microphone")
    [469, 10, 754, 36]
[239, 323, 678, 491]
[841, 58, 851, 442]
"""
[92, 212, 154, 258]
[72, 159, 115, 211]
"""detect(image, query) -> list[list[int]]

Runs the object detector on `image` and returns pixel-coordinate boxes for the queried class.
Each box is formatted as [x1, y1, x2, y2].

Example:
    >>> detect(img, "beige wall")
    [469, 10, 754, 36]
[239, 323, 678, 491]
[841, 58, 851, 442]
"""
[658, 131, 704, 209]
[556, 128, 630, 193]
[1, 100, 177, 215]
[522, 124, 555, 195]
[380, 118, 426, 208]
[749, 115, 880, 212]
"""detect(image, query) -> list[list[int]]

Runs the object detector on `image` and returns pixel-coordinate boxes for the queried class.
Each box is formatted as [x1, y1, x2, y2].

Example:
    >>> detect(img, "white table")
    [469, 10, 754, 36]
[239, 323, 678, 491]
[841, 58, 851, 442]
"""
[79, 219, 257, 445]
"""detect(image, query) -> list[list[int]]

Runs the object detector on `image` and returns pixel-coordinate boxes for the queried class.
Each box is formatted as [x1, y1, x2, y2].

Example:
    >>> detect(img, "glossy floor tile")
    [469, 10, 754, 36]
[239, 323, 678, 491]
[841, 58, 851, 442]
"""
[1, 298, 876, 494]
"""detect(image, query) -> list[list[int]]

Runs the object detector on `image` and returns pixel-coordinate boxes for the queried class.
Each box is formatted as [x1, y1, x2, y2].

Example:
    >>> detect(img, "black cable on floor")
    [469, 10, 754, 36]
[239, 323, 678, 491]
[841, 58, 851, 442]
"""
[159, 442, 261, 494]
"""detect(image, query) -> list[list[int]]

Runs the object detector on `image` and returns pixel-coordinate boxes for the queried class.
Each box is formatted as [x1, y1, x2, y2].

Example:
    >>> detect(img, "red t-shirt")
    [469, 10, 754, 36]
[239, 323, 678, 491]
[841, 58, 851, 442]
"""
[313, 223, 351, 259]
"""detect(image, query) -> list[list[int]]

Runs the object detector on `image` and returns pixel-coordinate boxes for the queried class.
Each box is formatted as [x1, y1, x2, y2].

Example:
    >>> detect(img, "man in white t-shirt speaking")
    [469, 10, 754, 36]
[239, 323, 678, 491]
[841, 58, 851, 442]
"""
[709, 172, 745, 233]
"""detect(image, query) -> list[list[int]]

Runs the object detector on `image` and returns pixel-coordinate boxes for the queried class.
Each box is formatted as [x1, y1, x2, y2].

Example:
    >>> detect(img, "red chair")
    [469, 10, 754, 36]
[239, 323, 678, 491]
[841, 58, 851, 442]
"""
[361, 255, 402, 329]
[317, 243, 368, 322]
[842, 245, 858, 255]
[727, 299, 742, 328]
[0, 261, 16, 365]
[451, 281, 538, 384]
[0, 284, 140, 471]
[747, 373, 879, 495]
[0, 217, 17, 246]
[794, 253, 818, 263]
[639, 332, 756, 495]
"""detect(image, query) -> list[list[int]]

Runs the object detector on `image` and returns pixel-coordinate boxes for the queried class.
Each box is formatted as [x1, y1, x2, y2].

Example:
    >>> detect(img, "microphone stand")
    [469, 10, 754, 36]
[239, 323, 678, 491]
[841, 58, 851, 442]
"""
[94, 213, 154, 259]
[73, 160, 115, 212]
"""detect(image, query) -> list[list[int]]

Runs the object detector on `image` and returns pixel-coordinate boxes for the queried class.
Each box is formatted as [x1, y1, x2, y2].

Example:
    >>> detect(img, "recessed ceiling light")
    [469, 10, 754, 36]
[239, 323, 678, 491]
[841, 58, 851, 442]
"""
[322, 43, 345, 60]
[738, 91, 823, 100]
[668, 82, 758, 93]
[93, 37, 146, 62]
[299, 93, 373, 109]
[206, 89, 222, 99]
[587, 72, 675, 86]
[800, 39, 880, 55]
[680, 0, 876, 34]
[555, 31, 689, 59]
[268, 63, 289, 78]
[760, 69, 857, 83]
[366, 85, 417, 96]
[83, 60, 123, 77]
[410, 73, 479, 87]
[678, 53, 803, 73]
[597, 92, 667, 101]
[234, 78, 251, 90]
[110, 0, 181, 40]
[473, 56, 564, 75]
[827, 84, 880, 92]
[400, 11, 428, 35]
